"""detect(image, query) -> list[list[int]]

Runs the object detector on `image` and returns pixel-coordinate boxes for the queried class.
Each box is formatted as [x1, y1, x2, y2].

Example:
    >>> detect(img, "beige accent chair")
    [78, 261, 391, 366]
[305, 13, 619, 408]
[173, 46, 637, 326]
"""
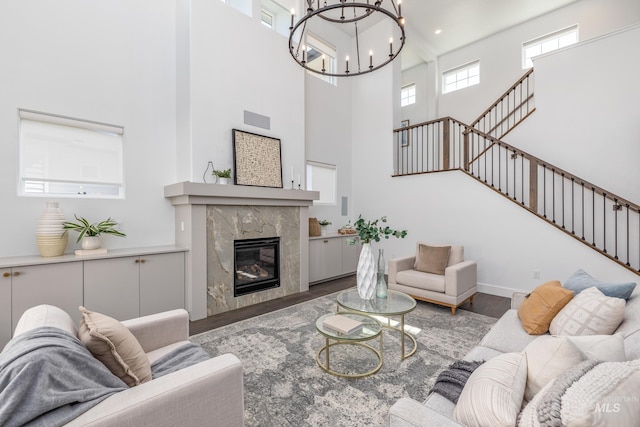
[9, 305, 244, 427]
[388, 243, 477, 315]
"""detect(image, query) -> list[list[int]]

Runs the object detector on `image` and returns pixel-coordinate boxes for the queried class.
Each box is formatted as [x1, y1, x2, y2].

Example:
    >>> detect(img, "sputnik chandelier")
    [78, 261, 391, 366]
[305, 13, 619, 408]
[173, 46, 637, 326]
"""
[288, 0, 406, 77]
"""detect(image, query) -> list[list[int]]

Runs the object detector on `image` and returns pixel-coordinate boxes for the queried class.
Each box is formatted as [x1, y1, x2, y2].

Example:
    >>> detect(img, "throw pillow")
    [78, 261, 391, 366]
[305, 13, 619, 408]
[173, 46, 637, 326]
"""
[549, 286, 626, 336]
[453, 352, 528, 427]
[517, 281, 574, 335]
[518, 359, 640, 427]
[566, 333, 626, 361]
[414, 244, 451, 275]
[563, 269, 636, 300]
[78, 306, 152, 387]
[523, 335, 586, 402]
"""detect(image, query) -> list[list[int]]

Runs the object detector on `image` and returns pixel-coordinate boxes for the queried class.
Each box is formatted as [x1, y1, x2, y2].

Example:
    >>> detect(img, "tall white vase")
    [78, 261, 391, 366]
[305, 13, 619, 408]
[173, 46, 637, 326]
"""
[356, 243, 377, 299]
[35, 201, 68, 257]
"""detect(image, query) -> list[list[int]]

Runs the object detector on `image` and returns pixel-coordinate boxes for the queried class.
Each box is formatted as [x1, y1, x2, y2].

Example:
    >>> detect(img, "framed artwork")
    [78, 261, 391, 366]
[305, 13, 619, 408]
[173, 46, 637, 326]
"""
[232, 129, 283, 188]
[400, 119, 410, 147]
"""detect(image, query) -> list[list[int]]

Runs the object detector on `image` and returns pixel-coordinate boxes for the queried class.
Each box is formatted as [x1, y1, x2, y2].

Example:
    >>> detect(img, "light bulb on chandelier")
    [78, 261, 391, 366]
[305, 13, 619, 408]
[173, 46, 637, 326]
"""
[288, 0, 406, 78]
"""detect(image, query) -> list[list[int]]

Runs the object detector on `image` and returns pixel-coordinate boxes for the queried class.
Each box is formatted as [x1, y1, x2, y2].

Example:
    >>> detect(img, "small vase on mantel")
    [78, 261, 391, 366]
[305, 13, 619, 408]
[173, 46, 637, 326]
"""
[376, 248, 388, 299]
[356, 243, 377, 299]
[35, 201, 68, 257]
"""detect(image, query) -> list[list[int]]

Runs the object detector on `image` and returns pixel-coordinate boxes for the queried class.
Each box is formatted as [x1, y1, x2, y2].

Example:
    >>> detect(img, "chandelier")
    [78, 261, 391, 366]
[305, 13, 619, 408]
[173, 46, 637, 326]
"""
[288, 0, 406, 77]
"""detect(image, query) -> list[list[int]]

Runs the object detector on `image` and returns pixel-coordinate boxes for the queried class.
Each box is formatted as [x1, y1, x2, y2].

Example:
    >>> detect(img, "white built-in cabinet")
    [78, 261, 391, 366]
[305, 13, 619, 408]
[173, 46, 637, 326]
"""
[0, 246, 186, 348]
[309, 234, 360, 284]
[84, 252, 185, 320]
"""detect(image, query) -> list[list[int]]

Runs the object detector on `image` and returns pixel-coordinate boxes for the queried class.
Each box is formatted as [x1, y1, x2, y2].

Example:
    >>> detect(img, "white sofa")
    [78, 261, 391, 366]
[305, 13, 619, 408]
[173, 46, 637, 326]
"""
[4, 305, 244, 427]
[388, 286, 640, 426]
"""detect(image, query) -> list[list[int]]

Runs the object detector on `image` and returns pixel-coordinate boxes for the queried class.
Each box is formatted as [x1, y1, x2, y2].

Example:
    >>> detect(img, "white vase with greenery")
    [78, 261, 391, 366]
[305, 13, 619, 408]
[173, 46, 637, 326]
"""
[349, 215, 407, 299]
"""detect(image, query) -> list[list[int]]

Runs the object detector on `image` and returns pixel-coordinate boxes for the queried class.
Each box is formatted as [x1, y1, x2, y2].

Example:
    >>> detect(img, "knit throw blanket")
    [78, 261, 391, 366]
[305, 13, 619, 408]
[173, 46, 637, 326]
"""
[518, 359, 640, 427]
[430, 359, 484, 403]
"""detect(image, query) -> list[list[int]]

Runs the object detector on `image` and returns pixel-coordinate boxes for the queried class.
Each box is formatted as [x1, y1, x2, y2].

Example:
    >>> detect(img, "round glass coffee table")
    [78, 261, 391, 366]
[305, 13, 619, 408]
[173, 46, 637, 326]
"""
[336, 288, 417, 360]
[315, 312, 383, 378]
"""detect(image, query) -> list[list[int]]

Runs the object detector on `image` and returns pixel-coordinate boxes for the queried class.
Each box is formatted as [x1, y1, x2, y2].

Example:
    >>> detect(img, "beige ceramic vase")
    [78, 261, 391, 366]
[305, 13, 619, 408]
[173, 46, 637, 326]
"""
[35, 201, 68, 257]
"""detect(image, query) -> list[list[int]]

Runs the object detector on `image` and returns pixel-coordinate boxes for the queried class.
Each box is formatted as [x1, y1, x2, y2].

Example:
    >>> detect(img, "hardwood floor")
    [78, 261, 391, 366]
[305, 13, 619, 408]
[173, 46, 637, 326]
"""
[189, 275, 511, 335]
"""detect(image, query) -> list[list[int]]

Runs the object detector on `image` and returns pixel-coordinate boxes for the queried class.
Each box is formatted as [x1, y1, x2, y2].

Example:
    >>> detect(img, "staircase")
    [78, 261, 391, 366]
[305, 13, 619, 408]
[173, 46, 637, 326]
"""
[393, 70, 640, 276]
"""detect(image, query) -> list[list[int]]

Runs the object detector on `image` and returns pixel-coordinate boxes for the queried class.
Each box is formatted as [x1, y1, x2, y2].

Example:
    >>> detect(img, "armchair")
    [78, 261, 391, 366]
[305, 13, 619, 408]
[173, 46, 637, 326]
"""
[388, 243, 477, 315]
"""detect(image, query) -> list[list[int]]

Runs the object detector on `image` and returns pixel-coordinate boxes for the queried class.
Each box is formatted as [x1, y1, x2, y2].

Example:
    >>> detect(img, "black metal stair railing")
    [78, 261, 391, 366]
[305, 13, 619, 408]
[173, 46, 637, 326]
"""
[469, 69, 536, 140]
[392, 120, 640, 275]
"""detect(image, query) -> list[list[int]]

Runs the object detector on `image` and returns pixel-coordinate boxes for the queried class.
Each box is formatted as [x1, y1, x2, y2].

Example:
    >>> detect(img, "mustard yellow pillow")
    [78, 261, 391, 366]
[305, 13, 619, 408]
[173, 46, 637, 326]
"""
[415, 244, 451, 275]
[517, 281, 573, 335]
[78, 306, 152, 387]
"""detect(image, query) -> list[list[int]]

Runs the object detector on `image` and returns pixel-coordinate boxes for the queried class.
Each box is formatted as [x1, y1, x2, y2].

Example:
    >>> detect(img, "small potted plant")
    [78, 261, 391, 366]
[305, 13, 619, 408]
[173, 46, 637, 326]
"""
[62, 215, 126, 250]
[213, 168, 232, 185]
[318, 219, 331, 236]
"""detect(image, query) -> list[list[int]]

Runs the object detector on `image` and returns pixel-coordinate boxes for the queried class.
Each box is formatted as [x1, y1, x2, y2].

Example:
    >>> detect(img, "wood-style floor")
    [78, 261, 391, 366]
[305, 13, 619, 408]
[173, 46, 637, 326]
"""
[189, 275, 511, 335]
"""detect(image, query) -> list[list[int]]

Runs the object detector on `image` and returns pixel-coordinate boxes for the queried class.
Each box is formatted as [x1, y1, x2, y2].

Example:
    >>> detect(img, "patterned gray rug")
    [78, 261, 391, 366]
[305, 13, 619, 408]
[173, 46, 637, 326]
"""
[190, 291, 496, 426]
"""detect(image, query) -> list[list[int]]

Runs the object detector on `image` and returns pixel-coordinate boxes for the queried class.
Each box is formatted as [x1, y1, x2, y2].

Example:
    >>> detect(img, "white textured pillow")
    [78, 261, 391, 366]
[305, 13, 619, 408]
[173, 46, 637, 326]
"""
[523, 336, 586, 402]
[549, 286, 625, 336]
[567, 333, 626, 361]
[454, 352, 527, 427]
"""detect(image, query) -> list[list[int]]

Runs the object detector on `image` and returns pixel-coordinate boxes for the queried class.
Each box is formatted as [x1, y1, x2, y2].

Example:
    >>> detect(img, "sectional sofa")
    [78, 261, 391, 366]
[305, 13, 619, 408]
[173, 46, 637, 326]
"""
[389, 281, 640, 426]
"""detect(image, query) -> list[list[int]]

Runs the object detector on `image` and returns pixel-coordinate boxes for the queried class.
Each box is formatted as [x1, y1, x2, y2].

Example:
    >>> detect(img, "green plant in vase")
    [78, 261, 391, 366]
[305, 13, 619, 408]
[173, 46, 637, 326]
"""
[348, 215, 407, 299]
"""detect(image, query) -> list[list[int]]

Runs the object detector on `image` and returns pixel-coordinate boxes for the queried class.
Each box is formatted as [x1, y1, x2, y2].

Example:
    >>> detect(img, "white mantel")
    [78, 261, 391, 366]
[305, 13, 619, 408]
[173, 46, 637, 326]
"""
[164, 182, 319, 321]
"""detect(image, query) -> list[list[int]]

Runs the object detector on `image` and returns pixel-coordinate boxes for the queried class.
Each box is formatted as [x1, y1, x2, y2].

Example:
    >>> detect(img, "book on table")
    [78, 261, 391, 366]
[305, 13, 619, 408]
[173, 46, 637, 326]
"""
[322, 314, 363, 335]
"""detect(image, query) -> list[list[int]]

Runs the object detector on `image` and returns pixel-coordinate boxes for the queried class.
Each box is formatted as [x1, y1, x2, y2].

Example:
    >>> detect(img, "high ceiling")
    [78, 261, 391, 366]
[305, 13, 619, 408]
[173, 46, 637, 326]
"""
[401, 0, 579, 68]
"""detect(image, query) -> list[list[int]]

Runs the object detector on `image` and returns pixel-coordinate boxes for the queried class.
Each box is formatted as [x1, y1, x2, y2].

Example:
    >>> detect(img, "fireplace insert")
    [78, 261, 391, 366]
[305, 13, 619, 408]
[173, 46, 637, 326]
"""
[233, 237, 280, 297]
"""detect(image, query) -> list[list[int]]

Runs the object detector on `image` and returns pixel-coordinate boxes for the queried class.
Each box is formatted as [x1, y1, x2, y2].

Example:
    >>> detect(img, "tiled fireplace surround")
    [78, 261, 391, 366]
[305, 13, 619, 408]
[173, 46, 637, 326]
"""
[164, 182, 318, 320]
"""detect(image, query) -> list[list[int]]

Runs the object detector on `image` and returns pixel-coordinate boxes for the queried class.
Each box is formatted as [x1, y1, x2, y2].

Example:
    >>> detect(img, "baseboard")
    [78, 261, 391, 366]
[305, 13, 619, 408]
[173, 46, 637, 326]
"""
[477, 283, 519, 299]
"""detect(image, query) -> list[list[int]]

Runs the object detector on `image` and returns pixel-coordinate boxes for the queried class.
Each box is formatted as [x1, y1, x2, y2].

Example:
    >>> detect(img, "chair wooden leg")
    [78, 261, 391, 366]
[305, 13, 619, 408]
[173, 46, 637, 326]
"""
[469, 294, 475, 305]
[450, 306, 456, 315]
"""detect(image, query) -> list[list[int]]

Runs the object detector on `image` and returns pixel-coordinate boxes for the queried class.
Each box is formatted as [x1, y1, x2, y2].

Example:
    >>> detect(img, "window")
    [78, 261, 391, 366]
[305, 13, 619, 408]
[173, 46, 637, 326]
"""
[442, 61, 480, 94]
[19, 110, 124, 198]
[261, 9, 273, 28]
[305, 34, 337, 86]
[401, 84, 416, 107]
[306, 161, 336, 205]
[522, 25, 578, 69]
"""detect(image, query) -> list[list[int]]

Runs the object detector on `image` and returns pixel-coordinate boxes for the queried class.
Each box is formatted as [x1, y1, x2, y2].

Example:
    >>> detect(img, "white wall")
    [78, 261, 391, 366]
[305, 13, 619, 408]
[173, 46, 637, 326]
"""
[437, 0, 640, 124]
[185, 0, 305, 184]
[400, 63, 429, 126]
[0, 0, 178, 257]
[510, 23, 640, 203]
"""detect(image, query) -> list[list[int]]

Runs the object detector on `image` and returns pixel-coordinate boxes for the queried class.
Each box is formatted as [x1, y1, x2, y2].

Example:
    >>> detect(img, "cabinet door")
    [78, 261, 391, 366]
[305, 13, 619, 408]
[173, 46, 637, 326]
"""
[341, 240, 361, 275]
[84, 257, 140, 321]
[11, 263, 83, 327]
[309, 238, 342, 283]
[1, 268, 12, 349]
[139, 252, 185, 316]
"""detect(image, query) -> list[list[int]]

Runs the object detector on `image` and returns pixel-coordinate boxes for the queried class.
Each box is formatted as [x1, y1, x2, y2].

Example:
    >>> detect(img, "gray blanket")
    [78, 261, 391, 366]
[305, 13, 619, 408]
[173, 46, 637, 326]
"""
[0, 327, 127, 427]
[430, 359, 484, 403]
[151, 342, 211, 379]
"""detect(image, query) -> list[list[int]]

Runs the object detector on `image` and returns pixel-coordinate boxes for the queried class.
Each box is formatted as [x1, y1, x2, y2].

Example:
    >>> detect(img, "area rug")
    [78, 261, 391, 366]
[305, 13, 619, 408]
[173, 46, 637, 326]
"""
[190, 292, 497, 426]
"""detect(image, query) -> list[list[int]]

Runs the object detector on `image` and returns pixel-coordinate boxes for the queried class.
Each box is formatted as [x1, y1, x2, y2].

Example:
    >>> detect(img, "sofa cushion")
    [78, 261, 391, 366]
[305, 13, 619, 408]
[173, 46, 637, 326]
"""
[13, 304, 78, 338]
[78, 306, 152, 387]
[480, 309, 540, 354]
[549, 286, 626, 336]
[414, 244, 451, 275]
[563, 269, 636, 300]
[523, 335, 586, 402]
[517, 280, 574, 335]
[395, 269, 446, 293]
[453, 352, 527, 427]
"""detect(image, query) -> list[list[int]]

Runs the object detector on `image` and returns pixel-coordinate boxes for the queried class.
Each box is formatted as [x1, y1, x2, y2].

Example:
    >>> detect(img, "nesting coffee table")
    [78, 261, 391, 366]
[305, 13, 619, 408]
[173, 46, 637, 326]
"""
[315, 312, 383, 378]
[336, 288, 417, 360]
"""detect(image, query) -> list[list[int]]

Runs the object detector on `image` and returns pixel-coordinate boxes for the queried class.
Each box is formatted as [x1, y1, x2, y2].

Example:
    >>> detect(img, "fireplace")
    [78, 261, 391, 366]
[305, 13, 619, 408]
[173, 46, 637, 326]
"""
[234, 237, 280, 297]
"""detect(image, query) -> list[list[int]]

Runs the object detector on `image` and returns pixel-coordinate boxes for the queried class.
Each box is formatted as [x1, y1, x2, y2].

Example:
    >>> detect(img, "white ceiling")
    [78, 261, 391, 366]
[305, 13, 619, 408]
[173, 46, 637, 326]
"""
[401, 0, 579, 69]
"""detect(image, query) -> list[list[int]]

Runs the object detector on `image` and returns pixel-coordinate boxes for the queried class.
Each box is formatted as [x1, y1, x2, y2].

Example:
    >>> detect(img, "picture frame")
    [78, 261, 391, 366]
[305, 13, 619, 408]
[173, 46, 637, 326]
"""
[400, 119, 410, 147]
[232, 129, 283, 188]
